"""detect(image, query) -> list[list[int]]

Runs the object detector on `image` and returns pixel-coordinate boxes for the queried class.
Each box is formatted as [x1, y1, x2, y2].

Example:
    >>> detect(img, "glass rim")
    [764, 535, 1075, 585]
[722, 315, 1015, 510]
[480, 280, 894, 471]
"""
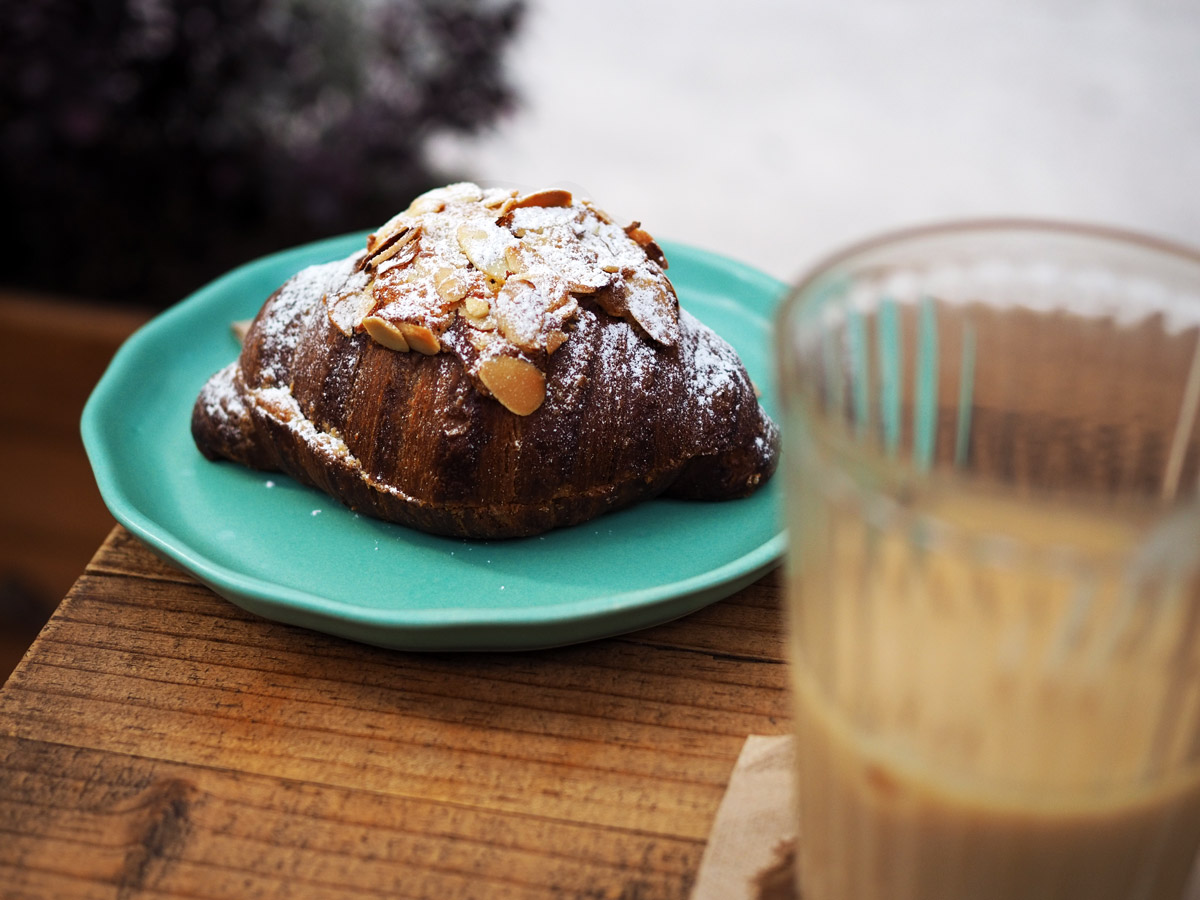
[777, 217, 1200, 567]
[784, 217, 1200, 314]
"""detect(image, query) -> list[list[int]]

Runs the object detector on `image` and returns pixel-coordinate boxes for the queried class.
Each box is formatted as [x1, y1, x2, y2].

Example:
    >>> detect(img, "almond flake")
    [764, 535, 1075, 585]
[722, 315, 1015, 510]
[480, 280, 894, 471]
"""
[457, 220, 518, 280]
[478, 355, 546, 415]
[362, 315, 410, 352]
[514, 188, 574, 209]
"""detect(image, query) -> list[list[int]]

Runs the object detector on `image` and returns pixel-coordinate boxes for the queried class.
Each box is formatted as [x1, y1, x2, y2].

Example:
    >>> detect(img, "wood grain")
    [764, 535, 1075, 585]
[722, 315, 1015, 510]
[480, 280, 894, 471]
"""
[0, 527, 790, 899]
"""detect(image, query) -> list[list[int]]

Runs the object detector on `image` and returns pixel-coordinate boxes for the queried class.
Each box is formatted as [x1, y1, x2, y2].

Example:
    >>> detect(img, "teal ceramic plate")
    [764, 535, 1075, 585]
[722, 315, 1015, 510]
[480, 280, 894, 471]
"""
[82, 235, 786, 651]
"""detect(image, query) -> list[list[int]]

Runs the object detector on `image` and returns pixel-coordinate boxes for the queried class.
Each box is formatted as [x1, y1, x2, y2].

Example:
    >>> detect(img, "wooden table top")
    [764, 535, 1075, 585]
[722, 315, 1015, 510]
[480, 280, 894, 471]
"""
[0, 526, 789, 900]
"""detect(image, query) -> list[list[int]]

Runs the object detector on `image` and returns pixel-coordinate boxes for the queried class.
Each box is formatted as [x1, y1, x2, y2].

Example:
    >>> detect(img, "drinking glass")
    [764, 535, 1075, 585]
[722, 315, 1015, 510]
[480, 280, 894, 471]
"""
[775, 221, 1200, 900]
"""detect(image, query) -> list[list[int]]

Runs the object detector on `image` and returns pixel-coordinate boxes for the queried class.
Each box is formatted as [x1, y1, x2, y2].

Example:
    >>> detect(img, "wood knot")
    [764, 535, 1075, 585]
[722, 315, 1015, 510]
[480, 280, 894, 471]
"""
[117, 777, 198, 898]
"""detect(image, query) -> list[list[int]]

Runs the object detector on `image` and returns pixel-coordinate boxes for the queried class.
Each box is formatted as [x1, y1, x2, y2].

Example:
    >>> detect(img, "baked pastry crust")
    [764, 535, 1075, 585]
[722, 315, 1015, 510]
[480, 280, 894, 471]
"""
[192, 184, 778, 538]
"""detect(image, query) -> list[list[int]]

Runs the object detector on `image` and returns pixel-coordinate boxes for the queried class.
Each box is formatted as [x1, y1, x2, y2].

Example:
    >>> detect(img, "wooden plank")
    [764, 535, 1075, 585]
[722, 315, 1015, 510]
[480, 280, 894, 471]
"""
[0, 734, 702, 900]
[83, 527, 200, 586]
[0, 528, 791, 898]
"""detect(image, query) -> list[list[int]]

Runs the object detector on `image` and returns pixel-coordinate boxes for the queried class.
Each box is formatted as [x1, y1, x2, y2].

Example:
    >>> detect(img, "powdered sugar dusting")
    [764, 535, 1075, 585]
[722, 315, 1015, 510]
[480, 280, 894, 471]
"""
[251, 385, 356, 459]
[256, 256, 362, 383]
[199, 362, 245, 422]
[687, 315, 743, 411]
[243, 382, 444, 508]
[319, 182, 681, 413]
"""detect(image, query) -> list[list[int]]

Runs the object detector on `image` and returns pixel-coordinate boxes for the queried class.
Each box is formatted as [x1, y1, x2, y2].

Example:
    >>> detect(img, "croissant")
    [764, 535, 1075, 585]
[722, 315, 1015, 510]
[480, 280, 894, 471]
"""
[192, 183, 778, 538]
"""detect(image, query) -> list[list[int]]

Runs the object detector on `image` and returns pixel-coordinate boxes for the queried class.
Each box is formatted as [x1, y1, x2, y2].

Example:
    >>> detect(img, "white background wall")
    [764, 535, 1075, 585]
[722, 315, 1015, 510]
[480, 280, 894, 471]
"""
[431, 0, 1200, 284]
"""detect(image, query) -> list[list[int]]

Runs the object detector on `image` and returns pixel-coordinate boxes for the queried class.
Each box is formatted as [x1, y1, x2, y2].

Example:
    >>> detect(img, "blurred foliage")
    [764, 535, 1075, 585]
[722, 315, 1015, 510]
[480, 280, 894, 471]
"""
[0, 0, 524, 306]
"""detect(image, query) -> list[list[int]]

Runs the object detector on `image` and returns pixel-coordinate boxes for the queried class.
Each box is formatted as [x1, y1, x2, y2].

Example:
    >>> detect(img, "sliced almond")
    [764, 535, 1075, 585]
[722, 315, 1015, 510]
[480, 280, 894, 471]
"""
[624, 222, 653, 246]
[619, 270, 680, 347]
[492, 277, 546, 351]
[327, 287, 376, 336]
[375, 256, 407, 276]
[457, 220, 517, 280]
[398, 321, 441, 355]
[548, 296, 579, 326]
[410, 182, 483, 215]
[363, 315, 410, 352]
[557, 260, 611, 294]
[624, 222, 668, 268]
[481, 187, 517, 208]
[433, 266, 470, 303]
[460, 307, 496, 334]
[362, 224, 420, 272]
[543, 297, 578, 355]
[478, 355, 546, 416]
[492, 195, 517, 220]
[464, 295, 491, 318]
[407, 195, 445, 215]
[582, 199, 614, 224]
[503, 241, 542, 277]
[483, 187, 519, 219]
[507, 204, 581, 238]
[513, 188, 573, 209]
[643, 239, 668, 269]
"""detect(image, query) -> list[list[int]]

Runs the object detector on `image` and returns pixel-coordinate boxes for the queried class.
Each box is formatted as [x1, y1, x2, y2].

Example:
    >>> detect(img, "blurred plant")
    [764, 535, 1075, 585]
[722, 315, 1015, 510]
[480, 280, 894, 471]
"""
[0, 0, 525, 305]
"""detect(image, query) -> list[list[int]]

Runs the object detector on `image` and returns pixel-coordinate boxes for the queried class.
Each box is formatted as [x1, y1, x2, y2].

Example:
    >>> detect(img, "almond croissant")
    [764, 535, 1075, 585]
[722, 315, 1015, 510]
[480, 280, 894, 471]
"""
[192, 183, 778, 538]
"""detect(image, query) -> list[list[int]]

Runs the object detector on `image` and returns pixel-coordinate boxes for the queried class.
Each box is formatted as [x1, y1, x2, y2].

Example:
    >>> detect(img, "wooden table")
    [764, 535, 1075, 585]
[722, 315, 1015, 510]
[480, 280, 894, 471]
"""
[0, 526, 789, 899]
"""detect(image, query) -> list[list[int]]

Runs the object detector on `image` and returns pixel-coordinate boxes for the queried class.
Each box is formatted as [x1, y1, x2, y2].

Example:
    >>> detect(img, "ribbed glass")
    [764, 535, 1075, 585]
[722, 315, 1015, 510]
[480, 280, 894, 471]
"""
[777, 222, 1200, 900]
